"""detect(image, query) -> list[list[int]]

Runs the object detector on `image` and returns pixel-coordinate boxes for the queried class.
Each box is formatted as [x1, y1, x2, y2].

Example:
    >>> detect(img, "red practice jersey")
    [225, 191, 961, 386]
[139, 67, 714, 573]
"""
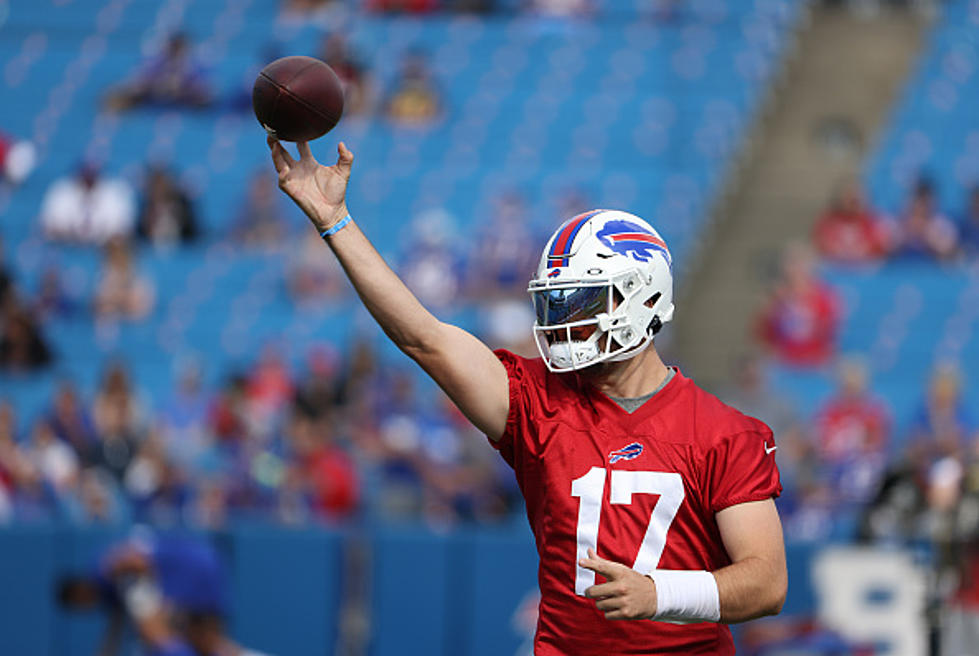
[490, 350, 782, 655]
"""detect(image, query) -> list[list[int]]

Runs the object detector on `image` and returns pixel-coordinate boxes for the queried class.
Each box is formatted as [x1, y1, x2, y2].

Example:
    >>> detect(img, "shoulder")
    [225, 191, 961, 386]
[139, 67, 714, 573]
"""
[671, 372, 773, 448]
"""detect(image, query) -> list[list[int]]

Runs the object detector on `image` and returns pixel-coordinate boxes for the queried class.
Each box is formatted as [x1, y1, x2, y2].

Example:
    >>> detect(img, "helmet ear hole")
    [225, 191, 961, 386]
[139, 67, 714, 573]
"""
[645, 292, 662, 309]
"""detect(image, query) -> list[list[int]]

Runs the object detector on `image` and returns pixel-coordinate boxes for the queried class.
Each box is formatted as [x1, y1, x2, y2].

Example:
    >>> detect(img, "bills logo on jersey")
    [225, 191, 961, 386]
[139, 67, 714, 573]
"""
[608, 442, 644, 464]
[596, 220, 672, 268]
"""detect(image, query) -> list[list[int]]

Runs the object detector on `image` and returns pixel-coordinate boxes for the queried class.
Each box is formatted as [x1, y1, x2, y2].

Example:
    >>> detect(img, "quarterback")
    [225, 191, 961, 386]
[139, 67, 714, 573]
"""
[268, 137, 787, 655]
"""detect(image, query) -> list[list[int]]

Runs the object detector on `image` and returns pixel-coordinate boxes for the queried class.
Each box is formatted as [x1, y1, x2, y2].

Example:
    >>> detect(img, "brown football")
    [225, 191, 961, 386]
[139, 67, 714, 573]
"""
[252, 56, 344, 142]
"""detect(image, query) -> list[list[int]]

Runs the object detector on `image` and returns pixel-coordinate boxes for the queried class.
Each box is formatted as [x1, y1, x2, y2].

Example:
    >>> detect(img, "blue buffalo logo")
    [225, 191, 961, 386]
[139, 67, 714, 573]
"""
[609, 442, 644, 464]
[596, 220, 672, 267]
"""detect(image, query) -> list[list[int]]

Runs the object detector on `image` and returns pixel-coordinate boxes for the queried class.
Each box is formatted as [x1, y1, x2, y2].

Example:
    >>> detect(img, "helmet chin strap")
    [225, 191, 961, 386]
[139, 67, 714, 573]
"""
[606, 332, 653, 363]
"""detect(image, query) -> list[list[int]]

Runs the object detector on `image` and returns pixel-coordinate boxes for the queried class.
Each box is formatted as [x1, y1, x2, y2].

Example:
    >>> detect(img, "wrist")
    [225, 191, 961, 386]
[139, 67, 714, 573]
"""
[647, 570, 720, 623]
[314, 204, 349, 233]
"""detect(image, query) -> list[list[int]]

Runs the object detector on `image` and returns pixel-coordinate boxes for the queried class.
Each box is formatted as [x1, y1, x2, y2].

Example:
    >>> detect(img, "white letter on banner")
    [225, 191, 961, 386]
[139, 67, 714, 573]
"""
[812, 547, 926, 656]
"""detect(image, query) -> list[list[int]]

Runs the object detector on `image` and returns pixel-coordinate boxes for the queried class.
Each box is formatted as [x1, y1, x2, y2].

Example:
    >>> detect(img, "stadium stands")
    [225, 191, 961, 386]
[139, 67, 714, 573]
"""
[0, 0, 807, 427]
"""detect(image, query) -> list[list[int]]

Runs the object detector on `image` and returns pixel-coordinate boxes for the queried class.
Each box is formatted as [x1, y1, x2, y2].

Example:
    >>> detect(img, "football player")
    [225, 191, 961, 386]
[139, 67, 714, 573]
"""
[268, 138, 786, 655]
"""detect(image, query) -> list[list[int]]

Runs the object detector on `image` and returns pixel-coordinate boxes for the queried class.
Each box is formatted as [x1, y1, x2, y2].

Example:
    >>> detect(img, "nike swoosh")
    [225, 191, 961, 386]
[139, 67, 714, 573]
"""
[764, 443, 777, 455]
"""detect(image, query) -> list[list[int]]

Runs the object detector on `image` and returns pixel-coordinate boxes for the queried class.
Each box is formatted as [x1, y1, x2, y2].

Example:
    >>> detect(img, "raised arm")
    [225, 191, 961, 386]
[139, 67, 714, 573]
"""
[268, 137, 509, 440]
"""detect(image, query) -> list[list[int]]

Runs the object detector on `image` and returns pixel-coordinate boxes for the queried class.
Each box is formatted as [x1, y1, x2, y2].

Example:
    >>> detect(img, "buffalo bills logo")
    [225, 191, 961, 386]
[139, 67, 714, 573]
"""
[608, 442, 643, 464]
[596, 220, 672, 268]
[547, 268, 561, 278]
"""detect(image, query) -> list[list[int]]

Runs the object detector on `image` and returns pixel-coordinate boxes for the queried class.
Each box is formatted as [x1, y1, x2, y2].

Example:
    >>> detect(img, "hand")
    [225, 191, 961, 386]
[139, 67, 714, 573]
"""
[267, 136, 353, 232]
[580, 548, 657, 620]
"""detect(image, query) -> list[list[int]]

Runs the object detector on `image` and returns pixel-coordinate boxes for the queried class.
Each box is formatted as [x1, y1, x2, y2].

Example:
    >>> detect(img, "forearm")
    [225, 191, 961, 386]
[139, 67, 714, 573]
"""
[712, 555, 786, 623]
[320, 206, 442, 355]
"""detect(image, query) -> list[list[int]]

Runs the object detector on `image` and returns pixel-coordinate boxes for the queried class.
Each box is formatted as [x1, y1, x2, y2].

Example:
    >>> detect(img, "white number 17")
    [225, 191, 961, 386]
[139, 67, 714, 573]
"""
[571, 467, 684, 595]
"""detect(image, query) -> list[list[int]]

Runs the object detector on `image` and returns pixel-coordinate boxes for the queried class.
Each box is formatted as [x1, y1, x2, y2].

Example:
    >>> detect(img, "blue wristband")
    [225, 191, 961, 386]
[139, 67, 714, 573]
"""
[320, 214, 352, 238]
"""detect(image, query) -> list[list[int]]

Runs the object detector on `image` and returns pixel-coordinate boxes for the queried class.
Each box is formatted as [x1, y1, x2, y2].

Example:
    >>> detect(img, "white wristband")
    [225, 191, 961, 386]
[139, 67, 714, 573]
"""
[648, 570, 720, 623]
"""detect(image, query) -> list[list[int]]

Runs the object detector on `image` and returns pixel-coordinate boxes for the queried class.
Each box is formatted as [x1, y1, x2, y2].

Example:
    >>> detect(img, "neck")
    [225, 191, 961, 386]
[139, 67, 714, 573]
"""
[580, 343, 671, 399]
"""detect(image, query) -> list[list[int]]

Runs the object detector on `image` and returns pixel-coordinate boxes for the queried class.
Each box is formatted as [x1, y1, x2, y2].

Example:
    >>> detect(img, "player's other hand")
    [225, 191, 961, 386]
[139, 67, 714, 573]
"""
[581, 548, 657, 620]
[267, 136, 353, 232]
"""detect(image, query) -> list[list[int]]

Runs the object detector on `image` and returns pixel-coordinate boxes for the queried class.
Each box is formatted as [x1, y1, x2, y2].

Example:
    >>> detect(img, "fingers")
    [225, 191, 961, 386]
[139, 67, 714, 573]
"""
[296, 141, 314, 162]
[336, 141, 354, 177]
[584, 581, 619, 599]
[267, 136, 294, 173]
[579, 548, 625, 579]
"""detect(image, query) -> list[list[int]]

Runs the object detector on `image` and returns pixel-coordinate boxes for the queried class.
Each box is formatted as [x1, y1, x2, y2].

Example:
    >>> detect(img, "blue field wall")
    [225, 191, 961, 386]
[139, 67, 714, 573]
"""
[0, 522, 824, 656]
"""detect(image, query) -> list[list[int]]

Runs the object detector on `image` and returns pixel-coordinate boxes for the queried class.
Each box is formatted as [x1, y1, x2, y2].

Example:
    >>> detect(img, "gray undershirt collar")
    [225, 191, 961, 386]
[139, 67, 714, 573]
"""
[607, 368, 676, 413]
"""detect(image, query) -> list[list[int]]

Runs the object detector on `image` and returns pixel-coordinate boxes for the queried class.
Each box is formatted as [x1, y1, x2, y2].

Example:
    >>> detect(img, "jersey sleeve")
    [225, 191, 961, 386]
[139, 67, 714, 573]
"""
[704, 427, 782, 513]
[488, 349, 535, 468]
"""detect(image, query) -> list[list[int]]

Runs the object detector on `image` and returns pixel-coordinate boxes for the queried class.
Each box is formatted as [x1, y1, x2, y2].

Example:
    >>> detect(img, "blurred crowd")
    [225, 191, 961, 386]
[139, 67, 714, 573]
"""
[0, 338, 519, 528]
[747, 171, 979, 638]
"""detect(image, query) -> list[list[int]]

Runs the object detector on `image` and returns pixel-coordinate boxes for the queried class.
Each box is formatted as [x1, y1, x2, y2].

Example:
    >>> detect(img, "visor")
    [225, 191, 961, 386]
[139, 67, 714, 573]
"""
[532, 286, 609, 326]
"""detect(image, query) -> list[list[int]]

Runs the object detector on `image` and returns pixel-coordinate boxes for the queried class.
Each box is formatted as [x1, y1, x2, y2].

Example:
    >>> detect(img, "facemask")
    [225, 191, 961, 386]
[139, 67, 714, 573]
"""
[548, 340, 599, 370]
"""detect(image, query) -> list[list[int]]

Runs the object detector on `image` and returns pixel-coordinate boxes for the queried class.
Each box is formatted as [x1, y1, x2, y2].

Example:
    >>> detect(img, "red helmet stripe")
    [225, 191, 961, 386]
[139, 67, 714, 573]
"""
[548, 210, 601, 266]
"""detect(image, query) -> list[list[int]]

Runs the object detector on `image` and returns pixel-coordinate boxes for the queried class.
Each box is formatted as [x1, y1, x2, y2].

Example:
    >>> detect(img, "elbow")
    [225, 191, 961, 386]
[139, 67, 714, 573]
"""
[392, 320, 443, 361]
[763, 571, 788, 617]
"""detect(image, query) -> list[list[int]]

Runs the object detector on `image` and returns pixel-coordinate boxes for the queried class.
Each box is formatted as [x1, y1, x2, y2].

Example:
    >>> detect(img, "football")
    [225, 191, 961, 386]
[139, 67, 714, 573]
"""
[252, 56, 344, 142]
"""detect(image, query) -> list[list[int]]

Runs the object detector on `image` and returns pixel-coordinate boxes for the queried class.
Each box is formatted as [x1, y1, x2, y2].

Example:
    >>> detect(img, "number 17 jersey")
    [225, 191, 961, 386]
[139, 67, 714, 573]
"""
[490, 350, 782, 655]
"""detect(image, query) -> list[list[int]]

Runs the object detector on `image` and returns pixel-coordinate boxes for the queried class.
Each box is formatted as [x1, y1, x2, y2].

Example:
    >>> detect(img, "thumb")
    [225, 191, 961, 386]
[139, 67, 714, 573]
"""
[336, 141, 354, 177]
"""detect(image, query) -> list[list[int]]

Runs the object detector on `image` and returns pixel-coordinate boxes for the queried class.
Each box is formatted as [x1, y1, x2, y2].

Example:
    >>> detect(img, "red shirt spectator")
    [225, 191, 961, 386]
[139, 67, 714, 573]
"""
[813, 180, 891, 263]
[303, 446, 358, 518]
[289, 418, 358, 519]
[815, 359, 890, 463]
[757, 244, 841, 367]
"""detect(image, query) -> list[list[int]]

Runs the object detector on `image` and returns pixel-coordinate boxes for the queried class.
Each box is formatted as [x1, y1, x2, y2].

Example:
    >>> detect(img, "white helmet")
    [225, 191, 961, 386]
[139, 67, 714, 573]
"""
[528, 209, 674, 372]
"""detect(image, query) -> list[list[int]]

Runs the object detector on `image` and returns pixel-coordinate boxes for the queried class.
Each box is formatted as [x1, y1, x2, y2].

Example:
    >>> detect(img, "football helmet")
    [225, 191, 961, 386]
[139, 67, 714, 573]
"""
[528, 209, 674, 372]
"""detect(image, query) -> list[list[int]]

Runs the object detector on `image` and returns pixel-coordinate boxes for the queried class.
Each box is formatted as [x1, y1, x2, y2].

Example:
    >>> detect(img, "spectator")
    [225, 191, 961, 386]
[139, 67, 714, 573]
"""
[209, 374, 249, 444]
[103, 34, 213, 111]
[160, 359, 211, 468]
[33, 266, 78, 320]
[526, 0, 594, 19]
[384, 50, 442, 126]
[756, 243, 841, 367]
[91, 363, 145, 480]
[0, 402, 19, 521]
[235, 170, 291, 248]
[245, 346, 294, 434]
[286, 415, 358, 520]
[24, 419, 79, 496]
[812, 178, 891, 263]
[39, 163, 136, 246]
[0, 236, 13, 309]
[399, 208, 463, 309]
[368, 0, 438, 13]
[468, 192, 537, 297]
[959, 185, 979, 256]
[0, 131, 36, 185]
[136, 167, 199, 248]
[58, 534, 266, 656]
[94, 238, 155, 322]
[124, 428, 187, 524]
[814, 357, 891, 505]
[0, 304, 53, 372]
[909, 363, 975, 463]
[319, 34, 373, 116]
[893, 177, 959, 261]
[47, 381, 98, 460]
[293, 346, 341, 421]
[277, 0, 347, 29]
[288, 230, 345, 305]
